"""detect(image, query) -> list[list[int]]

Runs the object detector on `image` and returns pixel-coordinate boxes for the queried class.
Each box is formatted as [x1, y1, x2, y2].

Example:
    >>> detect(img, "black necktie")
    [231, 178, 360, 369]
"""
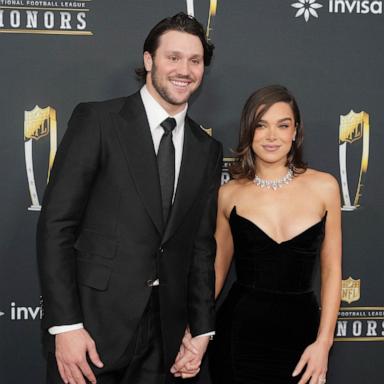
[157, 117, 176, 224]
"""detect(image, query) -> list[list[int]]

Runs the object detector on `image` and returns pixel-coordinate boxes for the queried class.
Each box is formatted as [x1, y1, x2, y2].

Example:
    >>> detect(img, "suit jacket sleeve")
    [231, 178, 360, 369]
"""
[188, 142, 223, 337]
[36, 103, 101, 329]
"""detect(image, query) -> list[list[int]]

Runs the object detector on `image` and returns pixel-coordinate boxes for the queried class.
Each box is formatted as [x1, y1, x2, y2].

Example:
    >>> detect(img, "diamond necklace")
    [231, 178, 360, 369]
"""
[253, 168, 293, 191]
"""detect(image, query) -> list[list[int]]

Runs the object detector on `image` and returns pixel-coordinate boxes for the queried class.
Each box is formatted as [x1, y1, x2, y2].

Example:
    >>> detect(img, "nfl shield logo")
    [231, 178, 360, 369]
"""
[341, 277, 361, 304]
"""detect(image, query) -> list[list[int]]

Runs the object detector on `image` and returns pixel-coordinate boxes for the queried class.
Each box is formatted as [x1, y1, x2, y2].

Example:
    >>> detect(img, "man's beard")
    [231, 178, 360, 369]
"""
[151, 64, 193, 106]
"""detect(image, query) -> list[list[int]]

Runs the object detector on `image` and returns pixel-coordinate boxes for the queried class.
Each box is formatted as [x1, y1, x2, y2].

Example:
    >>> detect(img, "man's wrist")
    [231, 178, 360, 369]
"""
[194, 331, 215, 340]
[49, 323, 84, 335]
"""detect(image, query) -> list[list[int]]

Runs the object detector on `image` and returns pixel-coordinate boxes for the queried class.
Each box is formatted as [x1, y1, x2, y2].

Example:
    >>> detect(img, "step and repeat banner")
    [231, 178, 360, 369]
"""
[1, 1, 383, 383]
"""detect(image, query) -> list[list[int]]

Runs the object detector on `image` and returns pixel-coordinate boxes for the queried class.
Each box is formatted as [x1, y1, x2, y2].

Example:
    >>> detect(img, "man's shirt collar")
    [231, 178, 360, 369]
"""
[140, 85, 188, 135]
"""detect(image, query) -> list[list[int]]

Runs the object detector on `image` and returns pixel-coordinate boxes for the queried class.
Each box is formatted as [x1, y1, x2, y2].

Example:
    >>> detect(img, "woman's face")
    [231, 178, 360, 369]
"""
[251, 101, 297, 166]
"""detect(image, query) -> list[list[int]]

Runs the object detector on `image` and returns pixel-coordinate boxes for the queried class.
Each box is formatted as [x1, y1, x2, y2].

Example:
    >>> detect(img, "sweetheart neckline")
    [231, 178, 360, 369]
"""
[230, 206, 327, 245]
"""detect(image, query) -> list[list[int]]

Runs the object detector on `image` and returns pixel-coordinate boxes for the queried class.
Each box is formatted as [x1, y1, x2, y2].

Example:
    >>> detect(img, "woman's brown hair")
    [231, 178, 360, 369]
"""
[230, 85, 307, 180]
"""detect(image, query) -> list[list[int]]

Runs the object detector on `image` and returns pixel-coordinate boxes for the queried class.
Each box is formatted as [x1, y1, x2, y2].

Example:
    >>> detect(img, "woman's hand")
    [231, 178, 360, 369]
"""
[292, 339, 331, 384]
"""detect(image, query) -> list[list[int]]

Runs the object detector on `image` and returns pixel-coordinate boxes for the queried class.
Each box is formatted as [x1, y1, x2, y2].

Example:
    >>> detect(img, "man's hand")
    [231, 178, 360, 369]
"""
[170, 329, 210, 379]
[55, 328, 104, 384]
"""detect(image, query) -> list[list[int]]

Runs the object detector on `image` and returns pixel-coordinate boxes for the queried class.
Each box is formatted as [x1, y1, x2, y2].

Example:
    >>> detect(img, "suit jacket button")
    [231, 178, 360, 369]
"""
[159, 247, 164, 254]
[146, 279, 154, 287]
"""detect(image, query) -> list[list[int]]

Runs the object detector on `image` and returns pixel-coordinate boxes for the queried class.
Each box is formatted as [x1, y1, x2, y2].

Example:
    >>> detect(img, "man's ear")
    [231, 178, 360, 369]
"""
[143, 52, 153, 72]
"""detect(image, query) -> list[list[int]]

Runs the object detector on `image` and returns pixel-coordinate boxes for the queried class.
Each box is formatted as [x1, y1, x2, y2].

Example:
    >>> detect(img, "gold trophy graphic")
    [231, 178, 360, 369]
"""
[186, 0, 218, 40]
[206, 0, 217, 41]
[338, 110, 369, 211]
[24, 106, 57, 211]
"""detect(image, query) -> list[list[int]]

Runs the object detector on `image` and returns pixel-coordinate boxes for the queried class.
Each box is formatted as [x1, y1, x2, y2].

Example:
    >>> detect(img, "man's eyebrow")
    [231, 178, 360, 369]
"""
[164, 51, 203, 58]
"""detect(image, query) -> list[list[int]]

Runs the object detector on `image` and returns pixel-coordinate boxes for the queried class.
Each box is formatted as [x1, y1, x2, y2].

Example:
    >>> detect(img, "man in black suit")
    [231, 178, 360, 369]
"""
[37, 12, 222, 384]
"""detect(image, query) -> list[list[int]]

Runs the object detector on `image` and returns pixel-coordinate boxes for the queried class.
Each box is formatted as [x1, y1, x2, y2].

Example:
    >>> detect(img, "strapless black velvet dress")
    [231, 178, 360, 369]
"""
[210, 207, 326, 384]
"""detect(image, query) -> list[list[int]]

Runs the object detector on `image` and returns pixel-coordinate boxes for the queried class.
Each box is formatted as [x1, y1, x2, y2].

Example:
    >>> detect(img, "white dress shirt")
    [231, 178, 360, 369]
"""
[140, 85, 186, 197]
[49, 86, 214, 338]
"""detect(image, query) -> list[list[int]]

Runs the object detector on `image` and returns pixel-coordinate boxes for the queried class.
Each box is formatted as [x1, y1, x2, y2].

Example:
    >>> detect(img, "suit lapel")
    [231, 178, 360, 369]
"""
[112, 93, 164, 234]
[162, 117, 209, 244]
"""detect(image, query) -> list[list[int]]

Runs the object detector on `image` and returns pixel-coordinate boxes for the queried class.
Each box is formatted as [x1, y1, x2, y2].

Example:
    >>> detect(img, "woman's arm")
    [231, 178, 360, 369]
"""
[294, 174, 342, 384]
[317, 175, 342, 346]
[214, 184, 235, 298]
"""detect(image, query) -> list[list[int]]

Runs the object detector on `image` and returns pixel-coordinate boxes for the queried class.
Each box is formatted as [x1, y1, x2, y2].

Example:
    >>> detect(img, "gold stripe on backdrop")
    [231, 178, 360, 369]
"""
[0, 29, 93, 35]
[0, 7, 90, 11]
[335, 337, 384, 342]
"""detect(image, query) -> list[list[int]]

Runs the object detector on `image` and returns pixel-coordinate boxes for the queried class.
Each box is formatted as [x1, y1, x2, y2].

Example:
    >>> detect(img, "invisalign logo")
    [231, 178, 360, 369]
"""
[291, 0, 323, 22]
[329, 0, 382, 14]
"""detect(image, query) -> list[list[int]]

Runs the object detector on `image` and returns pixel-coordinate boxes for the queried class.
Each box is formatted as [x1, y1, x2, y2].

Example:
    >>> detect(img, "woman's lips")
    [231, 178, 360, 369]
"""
[262, 145, 281, 152]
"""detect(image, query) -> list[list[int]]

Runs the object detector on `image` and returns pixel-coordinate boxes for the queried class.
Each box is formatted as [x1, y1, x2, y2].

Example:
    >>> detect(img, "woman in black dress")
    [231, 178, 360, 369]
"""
[210, 85, 342, 384]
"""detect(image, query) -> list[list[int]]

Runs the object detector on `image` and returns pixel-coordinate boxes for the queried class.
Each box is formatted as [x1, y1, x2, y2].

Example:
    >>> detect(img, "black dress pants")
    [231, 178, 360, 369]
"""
[47, 288, 167, 384]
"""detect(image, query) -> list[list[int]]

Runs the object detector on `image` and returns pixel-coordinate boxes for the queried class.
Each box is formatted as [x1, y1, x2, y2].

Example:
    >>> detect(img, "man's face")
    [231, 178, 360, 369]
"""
[144, 30, 205, 114]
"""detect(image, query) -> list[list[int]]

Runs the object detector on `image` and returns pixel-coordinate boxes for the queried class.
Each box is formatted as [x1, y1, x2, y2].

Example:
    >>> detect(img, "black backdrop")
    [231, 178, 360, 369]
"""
[1, 1, 383, 383]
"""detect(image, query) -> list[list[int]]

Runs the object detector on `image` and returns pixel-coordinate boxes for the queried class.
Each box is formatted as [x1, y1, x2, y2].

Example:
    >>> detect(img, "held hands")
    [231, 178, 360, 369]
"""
[170, 328, 210, 379]
[292, 339, 331, 384]
[55, 328, 104, 384]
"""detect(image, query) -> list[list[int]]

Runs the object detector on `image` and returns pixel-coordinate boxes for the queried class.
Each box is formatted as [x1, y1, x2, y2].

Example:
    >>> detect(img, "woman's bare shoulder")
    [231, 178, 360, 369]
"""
[303, 168, 340, 198]
[219, 179, 250, 208]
